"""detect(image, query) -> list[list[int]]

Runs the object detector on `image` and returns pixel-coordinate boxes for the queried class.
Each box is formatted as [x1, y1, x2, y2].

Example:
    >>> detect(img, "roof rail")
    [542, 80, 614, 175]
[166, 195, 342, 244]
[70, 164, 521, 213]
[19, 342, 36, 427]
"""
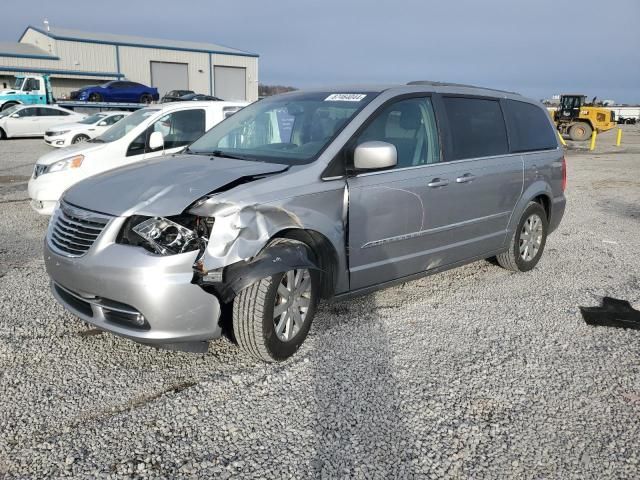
[406, 80, 519, 95]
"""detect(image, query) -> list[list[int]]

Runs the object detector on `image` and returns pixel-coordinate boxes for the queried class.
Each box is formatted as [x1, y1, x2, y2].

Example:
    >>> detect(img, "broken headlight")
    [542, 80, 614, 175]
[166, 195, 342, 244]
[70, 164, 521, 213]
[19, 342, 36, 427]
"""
[119, 214, 213, 255]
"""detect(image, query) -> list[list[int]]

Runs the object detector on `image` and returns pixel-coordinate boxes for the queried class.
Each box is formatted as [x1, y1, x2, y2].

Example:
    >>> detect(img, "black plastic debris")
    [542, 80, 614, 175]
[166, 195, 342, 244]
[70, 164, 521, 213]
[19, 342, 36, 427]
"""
[580, 297, 640, 330]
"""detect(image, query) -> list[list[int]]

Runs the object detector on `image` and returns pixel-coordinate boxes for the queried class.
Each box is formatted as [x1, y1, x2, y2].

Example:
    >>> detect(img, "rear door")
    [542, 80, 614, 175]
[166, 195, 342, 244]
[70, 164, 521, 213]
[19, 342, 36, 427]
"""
[437, 95, 524, 259]
[36, 107, 72, 134]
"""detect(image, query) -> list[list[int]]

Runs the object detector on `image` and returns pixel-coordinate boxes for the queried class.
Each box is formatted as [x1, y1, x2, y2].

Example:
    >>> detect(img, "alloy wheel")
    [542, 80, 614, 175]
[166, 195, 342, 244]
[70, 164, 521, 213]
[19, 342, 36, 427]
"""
[273, 269, 312, 342]
[519, 213, 543, 262]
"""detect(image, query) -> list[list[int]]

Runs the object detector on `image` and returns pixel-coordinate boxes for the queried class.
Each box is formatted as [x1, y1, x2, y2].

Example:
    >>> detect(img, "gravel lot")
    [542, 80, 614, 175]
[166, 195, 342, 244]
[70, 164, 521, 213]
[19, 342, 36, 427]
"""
[1, 127, 639, 479]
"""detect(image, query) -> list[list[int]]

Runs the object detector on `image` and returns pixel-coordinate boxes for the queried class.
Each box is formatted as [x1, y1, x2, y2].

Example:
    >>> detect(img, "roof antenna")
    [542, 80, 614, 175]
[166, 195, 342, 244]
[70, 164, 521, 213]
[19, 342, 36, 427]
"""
[43, 18, 50, 32]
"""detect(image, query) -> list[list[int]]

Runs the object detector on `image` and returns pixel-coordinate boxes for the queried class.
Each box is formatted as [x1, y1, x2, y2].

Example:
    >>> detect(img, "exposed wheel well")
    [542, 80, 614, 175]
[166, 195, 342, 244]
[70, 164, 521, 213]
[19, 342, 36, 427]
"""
[274, 229, 339, 299]
[533, 194, 551, 220]
[1, 101, 19, 112]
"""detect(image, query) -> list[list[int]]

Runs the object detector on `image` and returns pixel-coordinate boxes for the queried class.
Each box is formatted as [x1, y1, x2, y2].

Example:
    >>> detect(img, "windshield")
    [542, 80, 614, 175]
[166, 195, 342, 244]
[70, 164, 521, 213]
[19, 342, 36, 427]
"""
[79, 113, 108, 125]
[92, 108, 158, 143]
[187, 91, 377, 164]
[13, 77, 24, 90]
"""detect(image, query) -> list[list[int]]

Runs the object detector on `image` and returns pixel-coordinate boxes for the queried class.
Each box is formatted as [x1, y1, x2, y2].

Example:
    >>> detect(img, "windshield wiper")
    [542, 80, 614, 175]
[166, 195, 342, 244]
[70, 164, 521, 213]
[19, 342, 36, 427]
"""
[89, 138, 105, 143]
[206, 150, 254, 161]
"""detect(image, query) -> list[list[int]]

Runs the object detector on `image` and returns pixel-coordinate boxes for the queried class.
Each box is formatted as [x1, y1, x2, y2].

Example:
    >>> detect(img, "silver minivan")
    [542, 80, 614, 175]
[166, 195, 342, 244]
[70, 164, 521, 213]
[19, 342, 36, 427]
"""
[44, 82, 566, 362]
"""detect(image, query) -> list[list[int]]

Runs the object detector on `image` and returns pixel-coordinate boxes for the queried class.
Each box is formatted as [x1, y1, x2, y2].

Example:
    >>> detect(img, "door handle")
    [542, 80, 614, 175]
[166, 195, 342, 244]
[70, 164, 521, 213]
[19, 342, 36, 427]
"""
[456, 173, 476, 183]
[427, 178, 449, 188]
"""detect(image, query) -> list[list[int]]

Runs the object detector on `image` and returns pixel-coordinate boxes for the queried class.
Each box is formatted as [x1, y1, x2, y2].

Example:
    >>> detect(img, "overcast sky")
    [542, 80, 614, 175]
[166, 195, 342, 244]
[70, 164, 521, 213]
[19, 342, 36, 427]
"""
[2, 0, 639, 102]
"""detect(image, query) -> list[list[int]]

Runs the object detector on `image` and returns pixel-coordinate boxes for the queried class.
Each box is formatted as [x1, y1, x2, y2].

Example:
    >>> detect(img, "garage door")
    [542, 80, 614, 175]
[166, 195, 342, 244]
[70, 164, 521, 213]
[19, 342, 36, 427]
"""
[214, 66, 246, 101]
[150, 62, 189, 97]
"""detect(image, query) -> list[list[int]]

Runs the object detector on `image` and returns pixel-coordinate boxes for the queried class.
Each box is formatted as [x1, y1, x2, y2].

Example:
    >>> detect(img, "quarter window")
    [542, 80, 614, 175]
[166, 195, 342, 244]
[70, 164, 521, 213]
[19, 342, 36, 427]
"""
[356, 97, 440, 168]
[503, 100, 557, 152]
[442, 97, 509, 160]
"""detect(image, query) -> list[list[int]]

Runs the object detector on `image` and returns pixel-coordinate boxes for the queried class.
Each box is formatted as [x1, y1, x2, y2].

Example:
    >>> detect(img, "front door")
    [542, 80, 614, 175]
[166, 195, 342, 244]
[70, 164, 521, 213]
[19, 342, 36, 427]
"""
[347, 96, 460, 290]
[10, 107, 40, 136]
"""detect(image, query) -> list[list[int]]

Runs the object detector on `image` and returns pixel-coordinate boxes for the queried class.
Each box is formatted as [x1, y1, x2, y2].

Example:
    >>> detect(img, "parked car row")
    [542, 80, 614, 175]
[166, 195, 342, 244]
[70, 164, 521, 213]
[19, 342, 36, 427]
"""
[32, 83, 566, 364]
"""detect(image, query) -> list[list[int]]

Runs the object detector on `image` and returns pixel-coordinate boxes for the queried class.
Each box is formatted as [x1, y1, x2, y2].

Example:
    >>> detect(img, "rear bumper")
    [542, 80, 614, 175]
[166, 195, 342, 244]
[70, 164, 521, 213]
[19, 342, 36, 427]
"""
[549, 195, 566, 234]
[44, 230, 223, 348]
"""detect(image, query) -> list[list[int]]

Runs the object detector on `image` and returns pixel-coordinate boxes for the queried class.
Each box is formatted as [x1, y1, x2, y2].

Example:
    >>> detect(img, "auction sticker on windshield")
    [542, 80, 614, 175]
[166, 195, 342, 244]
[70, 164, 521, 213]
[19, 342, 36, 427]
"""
[325, 94, 367, 102]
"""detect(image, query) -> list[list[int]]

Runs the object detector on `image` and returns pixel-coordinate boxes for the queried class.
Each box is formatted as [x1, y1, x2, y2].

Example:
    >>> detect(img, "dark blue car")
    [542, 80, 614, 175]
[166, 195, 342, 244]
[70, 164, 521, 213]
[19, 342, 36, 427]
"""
[71, 81, 159, 104]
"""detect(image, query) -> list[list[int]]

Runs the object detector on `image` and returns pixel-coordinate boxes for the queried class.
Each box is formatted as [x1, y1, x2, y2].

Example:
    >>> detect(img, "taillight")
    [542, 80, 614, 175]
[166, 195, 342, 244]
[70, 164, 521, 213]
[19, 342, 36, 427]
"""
[561, 156, 567, 191]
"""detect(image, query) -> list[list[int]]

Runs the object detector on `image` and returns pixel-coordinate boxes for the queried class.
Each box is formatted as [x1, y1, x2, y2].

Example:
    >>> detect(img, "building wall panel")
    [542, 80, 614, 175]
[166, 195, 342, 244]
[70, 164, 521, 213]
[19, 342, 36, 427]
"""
[118, 46, 209, 93]
[211, 54, 258, 102]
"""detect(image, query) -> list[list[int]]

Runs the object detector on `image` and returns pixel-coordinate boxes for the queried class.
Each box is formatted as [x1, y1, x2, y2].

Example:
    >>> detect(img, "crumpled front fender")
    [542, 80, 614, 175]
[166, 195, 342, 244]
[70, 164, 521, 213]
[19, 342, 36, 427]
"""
[189, 201, 305, 271]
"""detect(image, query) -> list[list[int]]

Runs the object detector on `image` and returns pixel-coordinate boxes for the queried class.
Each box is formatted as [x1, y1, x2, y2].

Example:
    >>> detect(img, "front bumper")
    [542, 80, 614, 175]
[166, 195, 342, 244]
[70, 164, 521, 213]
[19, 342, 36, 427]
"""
[44, 135, 69, 148]
[28, 171, 78, 215]
[44, 219, 222, 348]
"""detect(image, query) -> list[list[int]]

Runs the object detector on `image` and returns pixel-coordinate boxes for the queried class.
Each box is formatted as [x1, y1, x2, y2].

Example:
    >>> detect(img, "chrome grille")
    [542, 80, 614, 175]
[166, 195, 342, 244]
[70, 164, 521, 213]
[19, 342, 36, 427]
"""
[48, 203, 111, 257]
[33, 164, 47, 178]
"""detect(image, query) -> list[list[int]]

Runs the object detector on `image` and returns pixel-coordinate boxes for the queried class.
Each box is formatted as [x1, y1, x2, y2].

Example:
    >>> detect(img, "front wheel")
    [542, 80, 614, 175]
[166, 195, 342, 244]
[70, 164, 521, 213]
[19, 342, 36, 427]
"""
[72, 134, 89, 144]
[233, 267, 320, 362]
[569, 122, 592, 141]
[496, 202, 548, 272]
[88, 93, 102, 102]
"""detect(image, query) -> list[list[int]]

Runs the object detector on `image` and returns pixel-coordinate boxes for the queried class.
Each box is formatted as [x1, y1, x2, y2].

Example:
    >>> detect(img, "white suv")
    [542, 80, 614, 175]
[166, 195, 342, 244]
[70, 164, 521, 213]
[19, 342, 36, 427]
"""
[28, 101, 247, 215]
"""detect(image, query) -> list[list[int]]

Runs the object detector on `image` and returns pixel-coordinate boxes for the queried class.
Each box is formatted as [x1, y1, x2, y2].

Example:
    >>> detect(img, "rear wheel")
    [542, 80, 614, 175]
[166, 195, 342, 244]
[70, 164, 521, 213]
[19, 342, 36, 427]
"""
[496, 202, 548, 272]
[233, 266, 319, 362]
[88, 93, 102, 102]
[72, 134, 89, 144]
[140, 94, 153, 104]
[569, 122, 592, 141]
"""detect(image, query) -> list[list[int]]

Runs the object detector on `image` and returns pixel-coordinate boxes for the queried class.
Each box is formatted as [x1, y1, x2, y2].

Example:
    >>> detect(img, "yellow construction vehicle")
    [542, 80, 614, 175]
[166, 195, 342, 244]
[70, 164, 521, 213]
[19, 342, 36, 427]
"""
[550, 94, 616, 141]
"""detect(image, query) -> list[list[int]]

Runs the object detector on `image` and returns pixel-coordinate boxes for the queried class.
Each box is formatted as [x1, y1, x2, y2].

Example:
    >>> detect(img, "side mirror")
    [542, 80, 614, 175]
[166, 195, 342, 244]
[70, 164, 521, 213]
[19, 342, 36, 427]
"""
[10, 113, 19, 118]
[354, 141, 397, 170]
[148, 131, 164, 151]
[97, 121, 108, 126]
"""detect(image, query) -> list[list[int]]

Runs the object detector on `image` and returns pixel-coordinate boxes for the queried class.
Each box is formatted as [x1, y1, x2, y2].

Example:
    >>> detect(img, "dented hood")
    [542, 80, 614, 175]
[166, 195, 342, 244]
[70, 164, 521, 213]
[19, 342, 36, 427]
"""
[62, 154, 288, 217]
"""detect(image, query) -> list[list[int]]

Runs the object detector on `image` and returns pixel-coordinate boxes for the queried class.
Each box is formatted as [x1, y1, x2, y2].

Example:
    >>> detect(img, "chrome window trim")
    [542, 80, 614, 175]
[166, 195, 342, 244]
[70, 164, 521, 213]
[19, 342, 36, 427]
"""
[355, 147, 560, 178]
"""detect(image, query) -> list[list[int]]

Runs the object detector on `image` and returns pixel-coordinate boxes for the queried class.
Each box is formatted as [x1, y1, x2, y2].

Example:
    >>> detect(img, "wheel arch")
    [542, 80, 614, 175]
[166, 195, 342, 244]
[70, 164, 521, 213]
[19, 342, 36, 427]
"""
[507, 182, 554, 235]
[273, 228, 339, 299]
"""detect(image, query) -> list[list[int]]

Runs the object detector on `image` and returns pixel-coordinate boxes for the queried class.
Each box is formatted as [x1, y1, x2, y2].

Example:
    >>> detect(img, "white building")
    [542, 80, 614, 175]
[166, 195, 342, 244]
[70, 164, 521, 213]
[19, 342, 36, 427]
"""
[0, 25, 259, 101]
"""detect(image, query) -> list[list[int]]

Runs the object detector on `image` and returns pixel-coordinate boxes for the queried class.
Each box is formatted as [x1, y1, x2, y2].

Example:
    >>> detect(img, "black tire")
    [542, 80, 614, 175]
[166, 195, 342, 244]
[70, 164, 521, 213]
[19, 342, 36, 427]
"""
[496, 202, 548, 272]
[0, 128, 5, 140]
[72, 134, 89, 144]
[233, 246, 320, 362]
[88, 93, 102, 102]
[140, 94, 153, 104]
[1, 102, 18, 112]
[568, 122, 592, 141]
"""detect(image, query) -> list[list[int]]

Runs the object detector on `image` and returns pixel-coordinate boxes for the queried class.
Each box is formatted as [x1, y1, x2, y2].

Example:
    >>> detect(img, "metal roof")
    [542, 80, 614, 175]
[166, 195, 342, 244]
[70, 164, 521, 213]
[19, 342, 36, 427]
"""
[0, 41, 57, 59]
[23, 25, 258, 58]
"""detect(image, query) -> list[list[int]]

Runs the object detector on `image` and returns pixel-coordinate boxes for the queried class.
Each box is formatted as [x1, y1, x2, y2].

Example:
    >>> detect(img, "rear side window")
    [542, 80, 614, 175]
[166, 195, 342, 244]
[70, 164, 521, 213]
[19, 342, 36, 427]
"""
[503, 100, 557, 152]
[443, 97, 509, 160]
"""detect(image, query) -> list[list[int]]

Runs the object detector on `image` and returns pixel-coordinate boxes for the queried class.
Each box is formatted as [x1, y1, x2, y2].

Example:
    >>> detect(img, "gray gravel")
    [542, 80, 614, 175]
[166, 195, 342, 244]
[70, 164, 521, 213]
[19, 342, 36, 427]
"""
[1, 128, 640, 479]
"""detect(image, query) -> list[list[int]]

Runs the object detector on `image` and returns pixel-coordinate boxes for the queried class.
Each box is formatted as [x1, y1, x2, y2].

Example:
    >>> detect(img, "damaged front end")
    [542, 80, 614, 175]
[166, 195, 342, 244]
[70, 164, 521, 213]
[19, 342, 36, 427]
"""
[116, 199, 322, 304]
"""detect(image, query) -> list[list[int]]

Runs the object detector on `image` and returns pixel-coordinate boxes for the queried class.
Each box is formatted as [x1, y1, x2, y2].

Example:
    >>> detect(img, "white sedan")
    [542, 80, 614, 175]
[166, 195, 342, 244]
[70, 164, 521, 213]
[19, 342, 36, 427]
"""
[0, 104, 85, 139]
[44, 111, 130, 147]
